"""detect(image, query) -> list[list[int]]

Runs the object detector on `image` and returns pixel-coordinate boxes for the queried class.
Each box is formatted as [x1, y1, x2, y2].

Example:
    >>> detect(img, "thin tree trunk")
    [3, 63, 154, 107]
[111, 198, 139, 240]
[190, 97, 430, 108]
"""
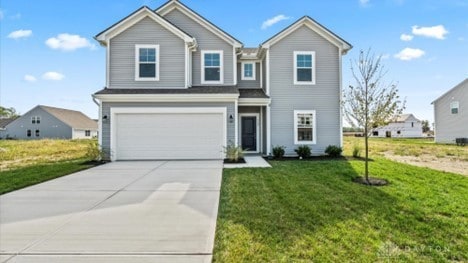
[365, 129, 369, 182]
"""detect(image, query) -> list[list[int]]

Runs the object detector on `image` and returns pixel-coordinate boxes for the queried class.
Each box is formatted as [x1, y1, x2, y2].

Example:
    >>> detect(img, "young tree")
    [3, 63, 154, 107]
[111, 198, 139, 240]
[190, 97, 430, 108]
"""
[344, 49, 405, 183]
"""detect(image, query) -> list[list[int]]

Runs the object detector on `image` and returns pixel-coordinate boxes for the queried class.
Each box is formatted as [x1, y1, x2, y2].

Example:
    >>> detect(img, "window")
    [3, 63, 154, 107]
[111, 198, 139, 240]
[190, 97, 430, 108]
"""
[294, 51, 316, 85]
[241, 62, 255, 80]
[397, 131, 401, 135]
[35, 129, 40, 137]
[202, 50, 223, 84]
[294, 110, 316, 144]
[450, 101, 459, 114]
[85, 130, 91, 136]
[27, 130, 31, 137]
[31, 116, 41, 124]
[411, 122, 414, 127]
[135, 44, 159, 81]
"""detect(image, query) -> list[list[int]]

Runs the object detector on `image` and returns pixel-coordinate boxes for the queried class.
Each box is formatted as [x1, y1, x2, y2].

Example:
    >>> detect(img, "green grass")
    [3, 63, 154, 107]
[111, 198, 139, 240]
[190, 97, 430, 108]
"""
[214, 159, 468, 262]
[0, 160, 95, 195]
[344, 137, 468, 161]
[0, 139, 98, 194]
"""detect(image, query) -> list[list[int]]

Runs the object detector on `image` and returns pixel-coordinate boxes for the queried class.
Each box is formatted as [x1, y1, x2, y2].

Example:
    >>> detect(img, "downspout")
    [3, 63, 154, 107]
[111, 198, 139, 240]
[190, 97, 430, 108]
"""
[92, 96, 103, 148]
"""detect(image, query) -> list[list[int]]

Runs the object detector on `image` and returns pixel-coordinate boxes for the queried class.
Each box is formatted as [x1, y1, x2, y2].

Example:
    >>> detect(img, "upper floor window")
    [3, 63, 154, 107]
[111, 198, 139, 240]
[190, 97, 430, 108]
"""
[202, 50, 223, 84]
[450, 101, 459, 114]
[294, 110, 316, 144]
[31, 116, 41, 124]
[135, 44, 159, 81]
[294, 51, 316, 85]
[241, 62, 255, 80]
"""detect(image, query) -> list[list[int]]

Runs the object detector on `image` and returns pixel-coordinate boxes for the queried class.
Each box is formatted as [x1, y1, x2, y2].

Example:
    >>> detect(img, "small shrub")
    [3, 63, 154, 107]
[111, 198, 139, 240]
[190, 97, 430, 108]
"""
[272, 145, 286, 159]
[223, 141, 244, 162]
[352, 144, 362, 158]
[325, 145, 342, 158]
[294, 145, 311, 159]
[85, 140, 105, 161]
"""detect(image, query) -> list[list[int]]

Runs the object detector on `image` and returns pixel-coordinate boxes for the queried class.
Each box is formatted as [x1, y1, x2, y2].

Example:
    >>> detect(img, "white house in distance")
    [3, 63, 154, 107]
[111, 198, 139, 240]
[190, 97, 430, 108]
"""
[371, 114, 423, 138]
[432, 78, 468, 144]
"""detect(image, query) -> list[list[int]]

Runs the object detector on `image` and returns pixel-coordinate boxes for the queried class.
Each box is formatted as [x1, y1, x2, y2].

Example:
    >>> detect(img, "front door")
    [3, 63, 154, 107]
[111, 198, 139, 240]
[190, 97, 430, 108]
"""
[241, 116, 257, 151]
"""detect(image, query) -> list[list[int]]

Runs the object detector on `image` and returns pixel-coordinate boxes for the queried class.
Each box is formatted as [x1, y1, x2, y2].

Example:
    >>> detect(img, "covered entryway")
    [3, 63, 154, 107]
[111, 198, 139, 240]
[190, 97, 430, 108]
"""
[112, 108, 226, 160]
[240, 114, 259, 152]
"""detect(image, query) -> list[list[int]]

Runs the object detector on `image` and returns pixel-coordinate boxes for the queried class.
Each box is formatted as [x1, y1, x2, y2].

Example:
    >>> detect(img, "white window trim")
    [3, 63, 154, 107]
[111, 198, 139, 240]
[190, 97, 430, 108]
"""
[135, 44, 160, 81]
[241, 61, 256, 80]
[293, 51, 316, 85]
[294, 110, 317, 144]
[450, 101, 459, 114]
[31, 116, 41, 124]
[201, 50, 223, 84]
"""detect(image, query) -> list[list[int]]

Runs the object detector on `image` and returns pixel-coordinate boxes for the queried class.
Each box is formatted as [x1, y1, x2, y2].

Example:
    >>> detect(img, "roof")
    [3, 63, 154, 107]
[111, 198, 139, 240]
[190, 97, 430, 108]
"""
[156, 0, 243, 48]
[432, 78, 468, 104]
[95, 6, 194, 45]
[0, 118, 18, 129]
[261, 16, 352, 53]
[39, 105, 97, 130]
[394, 114, 420, 122]
[94, 86, 239, 95]
[239, 89, 269, 99]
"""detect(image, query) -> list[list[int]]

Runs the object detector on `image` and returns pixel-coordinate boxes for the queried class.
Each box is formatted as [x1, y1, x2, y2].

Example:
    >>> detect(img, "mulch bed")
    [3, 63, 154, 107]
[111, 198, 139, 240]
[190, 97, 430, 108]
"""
[224, 158, 246, 164]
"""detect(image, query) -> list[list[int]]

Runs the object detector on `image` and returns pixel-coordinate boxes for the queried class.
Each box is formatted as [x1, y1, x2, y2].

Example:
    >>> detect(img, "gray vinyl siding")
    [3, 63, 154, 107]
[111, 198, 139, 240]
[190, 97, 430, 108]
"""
[163, 9, 234, 86]
[3, 107, 72, 139]
[237, 62, 261, 88]
[109, 17, 186, 88]
[434, 81, 468, 143]
[101, 102, 236, 158]
[269, 25, 341, 155]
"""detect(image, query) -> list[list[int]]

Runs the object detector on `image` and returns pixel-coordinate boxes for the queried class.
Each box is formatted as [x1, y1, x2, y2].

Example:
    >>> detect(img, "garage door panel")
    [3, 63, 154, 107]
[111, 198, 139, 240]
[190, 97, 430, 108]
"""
[115, 112, 225, 160]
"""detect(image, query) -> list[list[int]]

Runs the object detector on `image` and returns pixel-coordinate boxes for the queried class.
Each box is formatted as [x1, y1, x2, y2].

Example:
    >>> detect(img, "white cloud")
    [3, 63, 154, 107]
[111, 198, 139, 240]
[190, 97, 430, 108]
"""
[261, 15, 291, 30]
[42, 71, 65, 81]
[400, 34, 413, 41]
[7, 29, 32, 39]
[359, 0, 370, 6]
[45, 33, 95, 51]
[24, 75, 37, 82]
[412, 25, 448, 40]
[394, 48, 425, 61]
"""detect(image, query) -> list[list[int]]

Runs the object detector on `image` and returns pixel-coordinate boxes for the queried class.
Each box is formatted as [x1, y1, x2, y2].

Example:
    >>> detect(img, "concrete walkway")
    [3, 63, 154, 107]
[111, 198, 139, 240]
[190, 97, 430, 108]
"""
[223, 156, 272, 169]
[0, 160, 223, 263]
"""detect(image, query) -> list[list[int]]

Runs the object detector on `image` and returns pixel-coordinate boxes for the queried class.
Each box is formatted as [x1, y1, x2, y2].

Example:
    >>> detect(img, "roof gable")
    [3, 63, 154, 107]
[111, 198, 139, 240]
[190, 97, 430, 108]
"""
[156, 0, 243, 48]
[39, 105, 97, 130]
[261, 16, 352, 53]
[432, 78, 468, 104]
[95, 6, 194, 45]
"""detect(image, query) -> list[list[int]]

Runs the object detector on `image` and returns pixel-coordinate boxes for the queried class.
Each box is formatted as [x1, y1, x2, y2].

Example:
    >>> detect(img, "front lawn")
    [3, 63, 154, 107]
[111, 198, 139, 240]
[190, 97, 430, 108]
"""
[0, 139, 99, 194]
[214, 159, 467, 262]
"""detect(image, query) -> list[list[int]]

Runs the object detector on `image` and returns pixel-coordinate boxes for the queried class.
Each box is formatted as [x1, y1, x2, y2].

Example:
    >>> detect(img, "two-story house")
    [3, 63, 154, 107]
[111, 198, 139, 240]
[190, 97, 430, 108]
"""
[92, 0, 352, 161]
[371, 114, 423, 138]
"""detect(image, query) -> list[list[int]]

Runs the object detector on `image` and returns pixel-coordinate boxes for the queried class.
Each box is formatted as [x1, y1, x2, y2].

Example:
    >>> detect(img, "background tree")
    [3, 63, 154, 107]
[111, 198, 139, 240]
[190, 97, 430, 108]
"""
[421, 120, 430, 133]
[0, 106, 19, 118]
[343, 49, 405, 183]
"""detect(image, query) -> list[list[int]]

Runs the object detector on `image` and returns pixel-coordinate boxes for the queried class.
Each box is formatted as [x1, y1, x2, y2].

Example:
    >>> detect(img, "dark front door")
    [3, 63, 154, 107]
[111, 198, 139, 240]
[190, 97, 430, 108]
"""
[241, 116, 257, 151]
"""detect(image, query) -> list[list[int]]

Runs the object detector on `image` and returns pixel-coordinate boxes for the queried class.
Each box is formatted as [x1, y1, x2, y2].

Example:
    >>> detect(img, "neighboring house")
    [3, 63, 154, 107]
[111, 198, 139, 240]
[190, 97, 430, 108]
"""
[432, 78, 468, 143]
[371, 114, 423, 138]
[0, 117, 18, 139]
[92, 0, 352, 161]
[3, 105, 98, 140]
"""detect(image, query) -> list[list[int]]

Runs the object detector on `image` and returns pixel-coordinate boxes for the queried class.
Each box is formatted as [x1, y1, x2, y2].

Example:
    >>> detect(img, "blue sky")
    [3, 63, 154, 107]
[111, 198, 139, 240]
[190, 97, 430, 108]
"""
[1, 0, 467, 124]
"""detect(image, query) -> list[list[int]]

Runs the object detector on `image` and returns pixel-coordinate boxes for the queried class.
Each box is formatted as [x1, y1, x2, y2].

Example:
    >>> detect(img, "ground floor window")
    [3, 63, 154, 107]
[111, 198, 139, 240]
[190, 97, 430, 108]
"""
[294, 110, 316, 144]
[35, 129, 40, 137]
[85, 130, 91, 136]
[27, 129, 31, 137]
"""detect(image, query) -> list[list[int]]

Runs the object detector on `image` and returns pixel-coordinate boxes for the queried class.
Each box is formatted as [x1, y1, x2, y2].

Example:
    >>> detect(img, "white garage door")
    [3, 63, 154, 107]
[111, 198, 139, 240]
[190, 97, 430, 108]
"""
[114, 110, 225, 160]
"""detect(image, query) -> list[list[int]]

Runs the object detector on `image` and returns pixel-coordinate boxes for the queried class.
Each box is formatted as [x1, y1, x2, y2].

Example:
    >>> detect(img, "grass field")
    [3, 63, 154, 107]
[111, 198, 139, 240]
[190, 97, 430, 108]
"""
[214, 159, 468, 262]
[343, 136, 468, 161]
[0, 139, 97, 194]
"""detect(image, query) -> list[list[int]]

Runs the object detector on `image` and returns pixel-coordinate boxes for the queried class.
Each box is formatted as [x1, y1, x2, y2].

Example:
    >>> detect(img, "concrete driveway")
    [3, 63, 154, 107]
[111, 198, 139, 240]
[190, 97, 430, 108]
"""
[0, 160, 223, 263]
